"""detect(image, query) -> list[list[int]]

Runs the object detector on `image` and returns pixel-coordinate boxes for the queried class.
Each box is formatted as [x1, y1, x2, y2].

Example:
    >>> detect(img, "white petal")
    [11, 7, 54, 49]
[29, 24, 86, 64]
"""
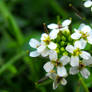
[48, 42, 57, 50]
[43, 62, 54, 72]
[53, 79, 58, 90]
[61, 78, 67, 86]
[71, 56, 79, 67]
[65, 45, 74, 53]
[71, 32, 81, 39]
[41, 48, 49, 57]
[81, 25, 91, 33]
[74, 39, 87, 49]
[74, 40, 82, 49]
[83, 56, 92, 66]
[47, 23, 58, 29]
[69, 67, 79, 75]
[59, 56, 70, 65]
[49, 50, 57, 61]
[37, 45, 46, 53]
[41, 33, 49, 41]
[87, 36, 92, 44]
[84, 0, 92, 8]
[80, 68, 90, 79]
[79, 39, 87, 49]
[49, 29, 59, 40]
[62, 19, 71, 27]
[29, 39, 40, 48]
[80, 51, 91, 60]
[60, 26, 69, 32]
[57, 66, 67, 77]
[29, 51, 40, 57]
[46, 72, 56, 79]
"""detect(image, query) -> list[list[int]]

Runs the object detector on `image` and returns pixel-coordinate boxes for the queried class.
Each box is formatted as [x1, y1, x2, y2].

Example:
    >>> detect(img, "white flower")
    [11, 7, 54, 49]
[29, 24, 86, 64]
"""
[29, 39, 40, 57]
[69, 57, 92, 79]
[40, 33, 57, 49]
[49, 50, 70, 77]
[84, 0, 92, 8]
[46, 72, 67, 90]
[35, 33, 57, 57]
[47, 19, 71, 30]
[66, 40, 91, 66]
[71, 24, 92, 44]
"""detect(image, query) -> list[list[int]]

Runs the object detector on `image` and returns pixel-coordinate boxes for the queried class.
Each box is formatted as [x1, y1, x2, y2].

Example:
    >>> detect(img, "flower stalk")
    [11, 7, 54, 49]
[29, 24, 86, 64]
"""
[78, 74, 89, 92]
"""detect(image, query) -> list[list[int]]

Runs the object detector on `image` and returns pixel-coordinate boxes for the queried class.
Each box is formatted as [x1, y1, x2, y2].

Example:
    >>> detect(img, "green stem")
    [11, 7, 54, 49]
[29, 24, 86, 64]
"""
[78, 74, 89, 92]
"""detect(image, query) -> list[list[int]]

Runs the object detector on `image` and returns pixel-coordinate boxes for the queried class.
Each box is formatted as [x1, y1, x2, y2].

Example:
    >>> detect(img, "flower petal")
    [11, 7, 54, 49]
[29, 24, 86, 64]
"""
[41, 33, 49, 41]
[46, 72, 57, 79]
[74, 40, 82, 49]
[62, 19, 71, 27]
[49, 29, 59, 40]
[57, 66, 67, 77]
[80, 51, 91, 60]
[83, 56, 92, 66]
[71, 56, 79, 67]
[71, 32, 81, 39]
[87, 36, 92, 44]
[80, 68, 90, 79]
[41, 48, 49, 57]
[29, 51, 40, 57]
[81, 24, 91, 33]
[79, 39, 87, 49]
[29, 39, 40, 48]
[84, 0, 92, 8]
[74, 39, 87, 49]
[49, 50, 57, 61]
[48, 42, 57, 50]
[65, 45, 74, 54]
[37, 45, 46, 53]
[53, 79, 58, 90]
[69, 67, 79, 75]
[47, 23, 58, 29]
[60, 78, 67, 86]
[43, 62, 54, 72]
[59, 56, 70, 65]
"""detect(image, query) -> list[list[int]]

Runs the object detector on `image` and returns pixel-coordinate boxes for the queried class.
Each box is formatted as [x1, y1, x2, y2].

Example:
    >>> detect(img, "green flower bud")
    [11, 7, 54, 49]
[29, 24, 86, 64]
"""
[60, 47, 65, 52]
[60, 41, 65, 46]
[55, 48, 60, 53]
[63, 51, 68, 56]
[61, 36, 66, 41]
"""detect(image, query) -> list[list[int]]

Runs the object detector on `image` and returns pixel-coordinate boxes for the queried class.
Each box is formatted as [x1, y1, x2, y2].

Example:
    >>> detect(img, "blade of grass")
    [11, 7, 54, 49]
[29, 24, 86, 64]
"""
[0, 0, 24, 45]
[49, 0, 69, 18]
[0, 51, 26, 75]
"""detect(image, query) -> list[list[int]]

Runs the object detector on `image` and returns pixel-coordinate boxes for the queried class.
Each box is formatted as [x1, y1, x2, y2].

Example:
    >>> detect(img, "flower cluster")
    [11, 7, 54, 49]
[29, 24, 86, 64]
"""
[29, 19, 92, 89]
[84, 0, 92, 11]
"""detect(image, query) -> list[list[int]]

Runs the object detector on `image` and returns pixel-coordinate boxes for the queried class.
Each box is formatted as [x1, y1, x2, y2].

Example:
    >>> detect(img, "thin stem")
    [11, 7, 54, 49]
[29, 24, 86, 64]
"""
[78, 74, 89, 92]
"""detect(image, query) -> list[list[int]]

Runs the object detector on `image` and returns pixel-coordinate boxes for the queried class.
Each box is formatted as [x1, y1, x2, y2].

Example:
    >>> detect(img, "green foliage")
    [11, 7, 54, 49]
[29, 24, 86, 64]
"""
[0, 0, 92, 92]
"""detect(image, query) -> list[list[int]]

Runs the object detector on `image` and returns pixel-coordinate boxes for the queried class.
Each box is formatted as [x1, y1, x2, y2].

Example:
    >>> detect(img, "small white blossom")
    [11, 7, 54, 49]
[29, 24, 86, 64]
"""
[70, 57, 92, 79]
[46, 72, 67, 90]
[71, 24, 92, 44]
[66, 40, 91, 66]
[36, 33, 57, 57]
[49, 50, 70, 77]
[84, 0, 92, 8]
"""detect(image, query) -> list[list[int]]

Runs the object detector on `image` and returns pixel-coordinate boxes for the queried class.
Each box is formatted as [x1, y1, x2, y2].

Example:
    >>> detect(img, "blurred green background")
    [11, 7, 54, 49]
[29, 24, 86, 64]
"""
[0, 0, 92, 92]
